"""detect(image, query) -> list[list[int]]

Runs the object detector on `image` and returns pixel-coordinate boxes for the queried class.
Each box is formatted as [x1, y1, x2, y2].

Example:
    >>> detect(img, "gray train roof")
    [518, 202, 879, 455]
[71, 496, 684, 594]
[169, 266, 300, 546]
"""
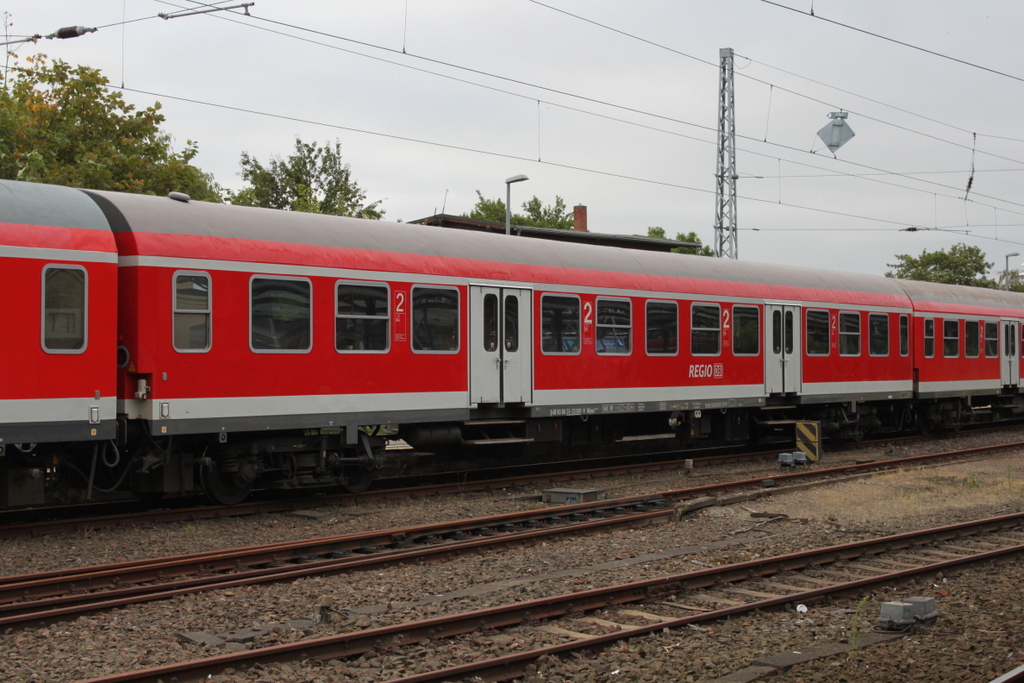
[893, 277, 1024, 311]
[0, 179, 110, 232]
[10, 180, 1021, 310]
[82, 187, 909, 298]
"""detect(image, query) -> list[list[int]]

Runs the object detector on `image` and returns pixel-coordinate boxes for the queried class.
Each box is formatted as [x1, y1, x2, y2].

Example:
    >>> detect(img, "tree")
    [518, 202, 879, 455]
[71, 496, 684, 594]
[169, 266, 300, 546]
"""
[885, 243, 997, 288]
[0, 55, 220, 199]
[647, 227, 715, 256]
[466, 191, 573, 230]
[228, 138, 384, 219]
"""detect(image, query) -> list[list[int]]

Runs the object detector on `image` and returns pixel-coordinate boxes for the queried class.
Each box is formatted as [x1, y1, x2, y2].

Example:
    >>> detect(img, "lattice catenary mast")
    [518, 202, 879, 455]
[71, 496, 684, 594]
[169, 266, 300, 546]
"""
[714, 47, 738, 259]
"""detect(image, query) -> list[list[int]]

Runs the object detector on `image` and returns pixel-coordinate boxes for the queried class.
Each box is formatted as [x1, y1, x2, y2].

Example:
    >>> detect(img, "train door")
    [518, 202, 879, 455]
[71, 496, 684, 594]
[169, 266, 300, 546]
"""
[765, 304, 802, 395]
[1000, 319, 1019, 388]
[469, 285, 533, 405]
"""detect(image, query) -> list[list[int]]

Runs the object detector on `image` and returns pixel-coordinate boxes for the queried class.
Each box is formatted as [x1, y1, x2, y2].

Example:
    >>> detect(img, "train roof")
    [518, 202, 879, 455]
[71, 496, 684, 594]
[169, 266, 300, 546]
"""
[4, 180, 1023, 314]
[81, 187, 910, 304]
[893, 277, 1024, 315]
[0, 179, 110, 233]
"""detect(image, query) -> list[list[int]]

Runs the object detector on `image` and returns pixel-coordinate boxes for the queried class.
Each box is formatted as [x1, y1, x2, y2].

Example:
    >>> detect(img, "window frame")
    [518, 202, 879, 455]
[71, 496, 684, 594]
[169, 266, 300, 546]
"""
[334, 280, 391, 354]
[868, 312, 889, 357]
[805, 309, 830, 357]
[731, 304, 760, 356]
[964, 320, 980, 358]
[41, 264, 88, 354]
[172, 270, 212, 353]
[690, 302, 722, 357]
[645, 300, 678, 357]
[540, 293, 582, 356]
[249, 274, 313, 354]
[838, 311, 861, 357]
[410, 284, 461, 355]
[899, 314, 909, 357]
[943, 318, 960, 358]
[595, 296, 632, 356]
[985, 321, 999, 358]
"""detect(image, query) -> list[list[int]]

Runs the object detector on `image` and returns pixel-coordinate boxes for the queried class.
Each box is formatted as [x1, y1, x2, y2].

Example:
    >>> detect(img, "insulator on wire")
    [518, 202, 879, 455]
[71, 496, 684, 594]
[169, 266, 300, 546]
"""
[48, 26, 97, 40]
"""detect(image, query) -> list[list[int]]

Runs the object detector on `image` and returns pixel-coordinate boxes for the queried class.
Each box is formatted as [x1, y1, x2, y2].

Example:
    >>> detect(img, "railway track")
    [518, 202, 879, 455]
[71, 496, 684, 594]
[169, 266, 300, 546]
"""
[5, 439, 1024, 626]
[70, 510, 1024, 683]
[4, 438, 1022, 631]
[4, 427, 1022, 540]
[0, 496, 672, 628]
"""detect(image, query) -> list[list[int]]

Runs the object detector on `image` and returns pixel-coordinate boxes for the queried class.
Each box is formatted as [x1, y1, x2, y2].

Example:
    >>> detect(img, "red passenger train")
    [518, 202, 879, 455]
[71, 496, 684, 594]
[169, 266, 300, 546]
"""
[1, 178, 1022, 507]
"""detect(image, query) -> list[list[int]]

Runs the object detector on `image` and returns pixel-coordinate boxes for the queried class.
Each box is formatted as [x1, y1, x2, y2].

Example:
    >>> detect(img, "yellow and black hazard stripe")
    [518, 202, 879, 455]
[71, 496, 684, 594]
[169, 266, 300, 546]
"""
[796, 420, 821, 462]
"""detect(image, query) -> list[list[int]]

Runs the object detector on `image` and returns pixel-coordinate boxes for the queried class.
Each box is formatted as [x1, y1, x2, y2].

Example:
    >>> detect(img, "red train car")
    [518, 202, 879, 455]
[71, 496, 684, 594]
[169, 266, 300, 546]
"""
[2, 178, 1023, 506]
[0, 181, 118, 506]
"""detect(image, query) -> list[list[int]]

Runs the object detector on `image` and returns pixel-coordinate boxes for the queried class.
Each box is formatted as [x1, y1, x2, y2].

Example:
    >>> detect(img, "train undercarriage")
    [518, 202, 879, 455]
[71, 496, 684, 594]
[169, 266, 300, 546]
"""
[3, 391, 1024, 508]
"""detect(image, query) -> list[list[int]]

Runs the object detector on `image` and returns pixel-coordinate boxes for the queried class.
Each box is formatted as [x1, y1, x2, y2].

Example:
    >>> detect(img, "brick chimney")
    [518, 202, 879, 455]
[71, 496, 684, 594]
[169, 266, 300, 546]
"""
[573, 204, 588, 232]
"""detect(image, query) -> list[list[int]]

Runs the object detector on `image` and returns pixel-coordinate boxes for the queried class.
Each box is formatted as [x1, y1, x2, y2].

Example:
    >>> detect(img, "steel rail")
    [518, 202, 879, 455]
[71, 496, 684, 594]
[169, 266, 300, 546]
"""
[6, 438, 1023, 611]
[0, 506, 673, 626]
[69, 510, 1024, 683]
[4, 424, 1020, 539]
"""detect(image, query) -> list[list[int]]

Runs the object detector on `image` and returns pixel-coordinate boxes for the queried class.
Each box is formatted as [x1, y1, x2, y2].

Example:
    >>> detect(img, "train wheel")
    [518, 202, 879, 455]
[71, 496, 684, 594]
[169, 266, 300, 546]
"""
[200, 464, 253, 506]
[342, 467, 375, 494]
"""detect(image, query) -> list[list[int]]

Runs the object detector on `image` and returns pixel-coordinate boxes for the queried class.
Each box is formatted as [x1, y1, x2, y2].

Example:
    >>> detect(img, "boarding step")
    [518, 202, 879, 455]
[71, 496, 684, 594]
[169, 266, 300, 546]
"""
[460, 437, 535, 445]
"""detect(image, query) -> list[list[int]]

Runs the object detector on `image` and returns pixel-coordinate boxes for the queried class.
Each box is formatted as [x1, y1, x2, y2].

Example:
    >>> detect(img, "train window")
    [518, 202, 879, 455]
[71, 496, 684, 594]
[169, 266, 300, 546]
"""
[504, 295, 519, 353]
[482, 293, 498, 352]
[1006, 323, 1017, 359]
[173, 272, 211, 352]
[411, 286, 460, 353]
[964, 320, 980, 358]
[336, 282, 389, 353]
[645, 301, 678, 355]
[805, 310, 829, 356]
[42, 265, 87, 353]
[924, 319, 935, 358]
[250, 277, 312, 352]
[784, 310, 794, 355]
[541, 295, 580, 355]
[596, 298, 631, 355]
[772, 310, 782, 354]
[839, 312, 860, 356]
[868, 313, 889, 357]
[899, 315, 909, 356]
[943, 319, 959, 358]
[733, 306, 759, 356]
[985, 322, 999, 357]
[691, 303, 721, 356]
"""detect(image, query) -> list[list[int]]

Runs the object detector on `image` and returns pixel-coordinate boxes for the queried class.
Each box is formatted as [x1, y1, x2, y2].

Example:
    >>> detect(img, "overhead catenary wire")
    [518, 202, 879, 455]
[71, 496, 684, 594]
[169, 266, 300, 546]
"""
[0, 56, 961, 234]
[17, 3, 1024, 249]
[757, 0, 1024, 85]
[137, 0, 1024, 219]
[166, 0, 1024, 173]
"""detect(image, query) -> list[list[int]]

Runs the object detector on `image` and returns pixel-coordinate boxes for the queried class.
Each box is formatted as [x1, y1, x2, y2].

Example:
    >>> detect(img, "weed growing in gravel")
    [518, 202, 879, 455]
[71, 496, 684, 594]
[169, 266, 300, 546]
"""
[966, 474, 981, 489]
[847, 595, 871, 657]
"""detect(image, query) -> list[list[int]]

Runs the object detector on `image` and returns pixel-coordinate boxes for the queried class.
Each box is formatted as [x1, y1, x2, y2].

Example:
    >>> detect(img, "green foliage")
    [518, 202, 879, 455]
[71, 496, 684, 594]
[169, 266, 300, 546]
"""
[466, 191, 573, 230]
[647, 227, 715, 256]
[228, 138, 384, 219]
[885, 243, 997, 288]
[0, 55, 220, 199]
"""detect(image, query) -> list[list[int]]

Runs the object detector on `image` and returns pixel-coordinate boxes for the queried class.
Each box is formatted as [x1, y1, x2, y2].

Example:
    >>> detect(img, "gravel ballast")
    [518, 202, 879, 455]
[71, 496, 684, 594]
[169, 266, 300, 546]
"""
[1, 429, 1024, 682]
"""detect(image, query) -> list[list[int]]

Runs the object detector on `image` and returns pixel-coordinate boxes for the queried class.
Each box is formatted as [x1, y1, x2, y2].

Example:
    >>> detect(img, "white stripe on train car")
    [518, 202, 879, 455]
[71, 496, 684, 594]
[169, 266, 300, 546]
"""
[118, 391, 468, 422]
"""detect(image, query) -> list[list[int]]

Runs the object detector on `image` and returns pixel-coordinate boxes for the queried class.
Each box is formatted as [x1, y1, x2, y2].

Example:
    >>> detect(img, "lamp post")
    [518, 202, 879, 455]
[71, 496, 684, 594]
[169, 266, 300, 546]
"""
[1006, 252, 1020, 291]
[504, 174, 529, 236]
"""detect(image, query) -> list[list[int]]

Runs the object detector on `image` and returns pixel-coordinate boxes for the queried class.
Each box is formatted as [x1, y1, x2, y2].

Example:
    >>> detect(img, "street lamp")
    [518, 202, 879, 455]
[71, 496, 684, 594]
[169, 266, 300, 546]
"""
[1006, 252, 1020, 291]
[505, 174, 529, 236]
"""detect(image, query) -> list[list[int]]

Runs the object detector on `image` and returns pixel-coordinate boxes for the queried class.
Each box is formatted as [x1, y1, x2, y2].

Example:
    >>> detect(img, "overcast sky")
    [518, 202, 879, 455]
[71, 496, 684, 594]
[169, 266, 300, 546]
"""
[6, 1, 1024, 278]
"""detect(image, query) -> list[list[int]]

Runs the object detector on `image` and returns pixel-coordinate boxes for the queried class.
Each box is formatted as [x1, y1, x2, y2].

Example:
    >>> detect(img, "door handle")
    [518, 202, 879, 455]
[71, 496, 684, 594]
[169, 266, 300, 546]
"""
[495, 357, 501, 368]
